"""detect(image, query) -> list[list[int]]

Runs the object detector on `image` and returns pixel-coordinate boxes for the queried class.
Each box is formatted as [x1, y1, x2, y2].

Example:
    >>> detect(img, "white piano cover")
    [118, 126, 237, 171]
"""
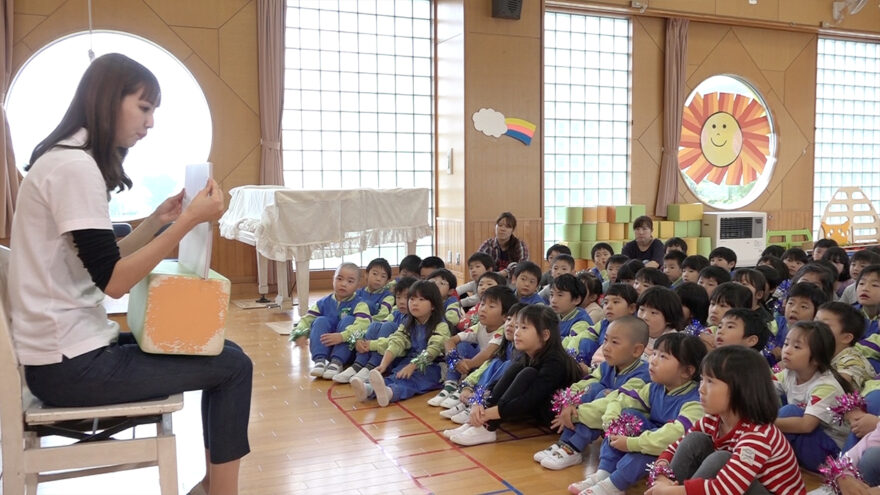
[219, 186, 432, 262]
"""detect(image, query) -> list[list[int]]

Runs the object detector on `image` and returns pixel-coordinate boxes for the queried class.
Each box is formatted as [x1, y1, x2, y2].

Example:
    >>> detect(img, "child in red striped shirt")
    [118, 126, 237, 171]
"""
[646, 346, 805, 495]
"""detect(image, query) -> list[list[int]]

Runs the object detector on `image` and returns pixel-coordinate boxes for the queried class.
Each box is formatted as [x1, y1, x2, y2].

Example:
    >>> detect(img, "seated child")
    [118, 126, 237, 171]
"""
[698, 265, 731, 298]
[637, 286, 684, 360]
[540, 244, 572, 288]
[426, 268, 463, 327]
[840, 249, 880, 305]
[335, 276, 418, 383]
[385, 254, 422, 293]
[681, 255, 709, 284]
[714, 308, 770, 351]
[441, 303, 525, 425]
[290, 262, 373, 379]
[822, 246, 853, 298]
[550, 274, 594, 338]
[350, 280, 451, 406]
[566, 333, 707, 495]
[781, 247, 808, 278]
[539, 254, 576, 301]
[812, 238, 839, 261]
[774, 321, 851, 471]
[455, 252, 495, 309]
[513, 260, 545, 305]
[649, 346, 805, 495]
[708, 246, 737, 272]
[817, 301, 876, 391]
[732, 267, 773, 323]
[446, 305, 582, 446]
[793, 263, 837, 303]
[634, 267, 671, 295]
[457, 271, 508, 333]
[356, 257, 393, 322]
[603, 254, 629, 293]
[662, 250, 686, 288]
[616, 260, 644, 288]
[762, 245, 786, 259]
[419, 255, 445, 279]
[768, 282, 829, 363]
[664, 237, 688, 255]
[571, 283, 638, 368]
[428, 286, 517, 407]
[702, 282, 753, 351]
[675, 282, 709, 337]
[577, 271, 605, 325]
[854, 264, 880, 373]
[535, 316, 650, 470]
[589, 242, 614, 284]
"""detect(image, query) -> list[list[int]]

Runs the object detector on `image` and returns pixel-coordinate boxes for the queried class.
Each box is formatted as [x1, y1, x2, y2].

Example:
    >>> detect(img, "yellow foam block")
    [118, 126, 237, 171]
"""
[128, 260, 230, 356]
[596, 206, 608, 223]
[609, 223, 625, 240]
[683, 238, 698, 255]
[596, 222, 610, 240]
[667, 203, 704, 221]
[582, 207, 598, 223]
[659, 221, 675, 239]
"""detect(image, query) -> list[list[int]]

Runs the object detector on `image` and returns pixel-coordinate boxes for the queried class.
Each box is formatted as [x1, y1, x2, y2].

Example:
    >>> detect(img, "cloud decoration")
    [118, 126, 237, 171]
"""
[472, 108, 508, 138]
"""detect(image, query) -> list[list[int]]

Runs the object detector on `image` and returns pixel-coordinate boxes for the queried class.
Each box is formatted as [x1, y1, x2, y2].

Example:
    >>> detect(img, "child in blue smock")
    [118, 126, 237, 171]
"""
[355, 257, 393, 322]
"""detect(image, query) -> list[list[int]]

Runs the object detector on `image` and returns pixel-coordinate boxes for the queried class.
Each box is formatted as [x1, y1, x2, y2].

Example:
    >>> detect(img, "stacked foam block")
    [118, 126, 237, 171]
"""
[665, 203, 712, 257]
[559, 205, 647, 264]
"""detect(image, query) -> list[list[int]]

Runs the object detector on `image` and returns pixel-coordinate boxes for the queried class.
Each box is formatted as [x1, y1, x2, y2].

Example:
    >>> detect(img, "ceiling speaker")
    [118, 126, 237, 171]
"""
[492, 0, 522, 20]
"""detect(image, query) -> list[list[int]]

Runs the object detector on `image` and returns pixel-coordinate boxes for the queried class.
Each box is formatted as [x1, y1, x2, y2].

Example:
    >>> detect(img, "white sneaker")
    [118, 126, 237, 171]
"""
[332, 365, 359, 383]
[322, 362, 343, 380]
[353, 366, 371, 382]
[350, 377, 372, 402]
[807, 487, 835, 495]
[439, 402, 468, 418]
[369, 369, 392, 407]
[450, 425, 496, 446]
[427, 388, 451, 406]
[451, 408, 471, 424]
[568, 470, 610, 495]
[309, 359, 327, 377]
[533, 443, 559, 463]
[442, 423, 472, 438]
[578, 478, 624, 495]
[540, 444, 583, 470]
[439, 393, 461, 409]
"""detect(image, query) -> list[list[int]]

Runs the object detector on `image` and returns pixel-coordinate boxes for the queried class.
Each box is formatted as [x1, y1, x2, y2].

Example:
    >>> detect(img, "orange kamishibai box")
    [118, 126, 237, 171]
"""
[127, 260, 230, 355]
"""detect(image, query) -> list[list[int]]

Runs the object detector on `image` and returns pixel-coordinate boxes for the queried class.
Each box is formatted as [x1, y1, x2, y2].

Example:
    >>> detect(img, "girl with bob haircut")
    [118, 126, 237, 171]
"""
[448, 305, 581, 446]
[647, 346, 805, 495]
[9, 53, 252, 495]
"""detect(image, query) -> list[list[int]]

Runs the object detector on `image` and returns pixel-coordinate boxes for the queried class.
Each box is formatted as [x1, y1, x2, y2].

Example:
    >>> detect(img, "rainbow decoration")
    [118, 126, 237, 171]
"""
[504, 118, 537, 145]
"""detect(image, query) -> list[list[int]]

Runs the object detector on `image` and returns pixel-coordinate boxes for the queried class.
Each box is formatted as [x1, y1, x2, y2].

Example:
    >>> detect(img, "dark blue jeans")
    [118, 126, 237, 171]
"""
[24, 333, 252, 464]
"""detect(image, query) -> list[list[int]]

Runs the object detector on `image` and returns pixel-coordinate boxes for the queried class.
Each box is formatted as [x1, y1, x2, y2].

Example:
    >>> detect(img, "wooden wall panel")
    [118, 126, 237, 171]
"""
[436, 217, 466, 281]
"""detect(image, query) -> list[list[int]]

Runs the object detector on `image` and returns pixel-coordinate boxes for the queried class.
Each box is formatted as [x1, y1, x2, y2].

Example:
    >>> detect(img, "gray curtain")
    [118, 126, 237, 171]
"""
[654, 17, 688, 217]
[0, 0, 17, 238]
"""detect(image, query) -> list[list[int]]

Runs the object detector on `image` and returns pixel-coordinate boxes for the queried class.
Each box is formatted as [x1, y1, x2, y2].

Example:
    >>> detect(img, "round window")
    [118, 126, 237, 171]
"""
[678, 75, 776, 210]
[6, 31, 212, 221]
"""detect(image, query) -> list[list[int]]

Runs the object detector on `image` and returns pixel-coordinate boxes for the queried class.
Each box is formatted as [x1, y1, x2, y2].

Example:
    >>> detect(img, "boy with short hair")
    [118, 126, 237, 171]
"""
[536, 315, 651, 470]
[709, 246, 737, 272]
[633, 267, 670, 295]
[590, 242, 614, 284]
[565, 283, 640, 368]
[549, 273, 593, 338]
[664, 237, 688, 254]
[812, 238, 839, 262]
[385, 254, 422, 293]
[681, 255, 710, 284]
[840, 250, 880, 305]
[603, 254, 630, 293]
[513, 260, 545, 304]
[457, 271, 508, 332]
[419, 256, 445, 279]
[854, 265, 880, 373]
[816, 301, 875, 390]
[781, 247, 809, 278]
[767, 282, 829, 363]
[662, 250, 686, 287]
[539, 254, 576, 301]
[357, 258, 394, 322]
[697, 265, 731, 298]
[540, 244, 572, 288]
[455, 251, 495, 309]
[714, 307, 770, 351]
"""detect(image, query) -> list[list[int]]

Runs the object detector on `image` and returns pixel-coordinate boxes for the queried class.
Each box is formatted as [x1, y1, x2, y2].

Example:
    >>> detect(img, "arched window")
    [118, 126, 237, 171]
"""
[7, 30, 212, 221]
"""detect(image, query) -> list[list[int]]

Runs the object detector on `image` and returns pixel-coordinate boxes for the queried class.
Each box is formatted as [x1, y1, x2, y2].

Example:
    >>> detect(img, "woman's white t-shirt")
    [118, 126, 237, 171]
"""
[9, 129, 120, 365]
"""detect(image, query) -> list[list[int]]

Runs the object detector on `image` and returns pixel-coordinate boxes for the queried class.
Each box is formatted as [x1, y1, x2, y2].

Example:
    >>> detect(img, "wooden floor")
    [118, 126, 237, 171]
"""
[30, 289, 824, 495]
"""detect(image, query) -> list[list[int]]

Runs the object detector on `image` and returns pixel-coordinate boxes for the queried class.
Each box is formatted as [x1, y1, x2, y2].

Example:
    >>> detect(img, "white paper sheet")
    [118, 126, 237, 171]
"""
[178, 162, 213, 278]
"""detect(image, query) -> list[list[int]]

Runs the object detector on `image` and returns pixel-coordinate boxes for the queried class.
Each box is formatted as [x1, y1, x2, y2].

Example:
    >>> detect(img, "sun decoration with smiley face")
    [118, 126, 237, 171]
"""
[678, 91, 772, 186]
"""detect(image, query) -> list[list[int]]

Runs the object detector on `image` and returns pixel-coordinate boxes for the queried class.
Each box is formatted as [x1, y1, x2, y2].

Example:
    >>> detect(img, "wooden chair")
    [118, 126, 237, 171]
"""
[0, 245, 184, 494]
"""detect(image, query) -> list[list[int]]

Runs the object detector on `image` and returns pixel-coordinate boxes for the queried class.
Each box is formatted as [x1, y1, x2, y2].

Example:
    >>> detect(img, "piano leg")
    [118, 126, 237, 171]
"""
[256, 252, 270, 303]
[406, 240, 417, 254]
[295, 259, 310, 317]
[275, 260, 290, 308]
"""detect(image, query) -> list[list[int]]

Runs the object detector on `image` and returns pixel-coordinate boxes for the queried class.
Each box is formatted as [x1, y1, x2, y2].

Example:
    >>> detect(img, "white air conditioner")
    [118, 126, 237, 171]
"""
[701, 211, 767, 267]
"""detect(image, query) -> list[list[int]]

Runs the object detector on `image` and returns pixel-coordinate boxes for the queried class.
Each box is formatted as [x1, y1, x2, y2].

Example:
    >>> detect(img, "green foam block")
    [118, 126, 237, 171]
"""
[698, 237, 712, 257]
[627, 223, 635, 240]
[580, 223, 597, 241]
[674, 221, 689, 238]
[614, 205, 632, 224]
[565, 207, 583, 224]
[607, 240, 623, 253]
[578, 242, 595, 260]
[629, 204, 646, 219]
[563, 224, 581, 242]
[566, 242, 582, 259]
[687, 220, 701, 238]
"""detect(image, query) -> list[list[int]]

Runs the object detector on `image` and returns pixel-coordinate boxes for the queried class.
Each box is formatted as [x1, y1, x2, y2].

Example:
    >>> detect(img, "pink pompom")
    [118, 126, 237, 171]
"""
[551, 388, 584, 414]
[829, 392, 867, 425]
[819, 454, 863, 495]
[607, 412, 644, 437]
